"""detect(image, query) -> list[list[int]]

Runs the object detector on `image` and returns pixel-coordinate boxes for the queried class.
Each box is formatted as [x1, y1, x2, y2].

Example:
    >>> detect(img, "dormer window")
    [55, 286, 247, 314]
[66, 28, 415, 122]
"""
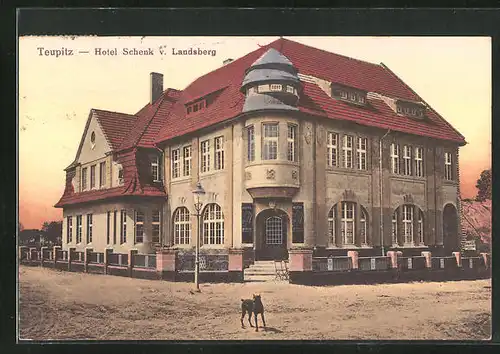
[186, 99, 207, 115]
[118, 168, 124, 184]
[333, 85, 367, 105]
[396, 101, 426, 119]
[286, 85, 295, 93]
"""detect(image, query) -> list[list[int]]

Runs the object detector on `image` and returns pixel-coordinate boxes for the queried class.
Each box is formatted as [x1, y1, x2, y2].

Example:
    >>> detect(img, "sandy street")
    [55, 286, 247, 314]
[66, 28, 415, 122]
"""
[18, 266, 491, 341]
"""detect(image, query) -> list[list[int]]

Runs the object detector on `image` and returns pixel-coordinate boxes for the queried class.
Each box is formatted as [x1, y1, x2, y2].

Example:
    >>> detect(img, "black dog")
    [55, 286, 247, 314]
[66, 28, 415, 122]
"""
[241, 294, 266, 332]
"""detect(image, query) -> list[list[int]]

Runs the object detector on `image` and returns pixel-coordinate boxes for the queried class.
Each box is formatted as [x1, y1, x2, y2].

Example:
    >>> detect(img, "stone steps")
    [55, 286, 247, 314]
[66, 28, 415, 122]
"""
[244, 261, 286, 282]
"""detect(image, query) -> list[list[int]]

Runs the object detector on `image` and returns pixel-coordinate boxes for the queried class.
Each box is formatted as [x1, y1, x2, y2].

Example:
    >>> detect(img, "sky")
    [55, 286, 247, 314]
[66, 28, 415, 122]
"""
[18, 36, 491, 229]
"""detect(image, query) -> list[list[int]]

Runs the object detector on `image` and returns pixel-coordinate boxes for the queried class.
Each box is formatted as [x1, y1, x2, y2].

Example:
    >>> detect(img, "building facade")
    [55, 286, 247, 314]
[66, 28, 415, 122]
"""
[55, 38, 466, 260]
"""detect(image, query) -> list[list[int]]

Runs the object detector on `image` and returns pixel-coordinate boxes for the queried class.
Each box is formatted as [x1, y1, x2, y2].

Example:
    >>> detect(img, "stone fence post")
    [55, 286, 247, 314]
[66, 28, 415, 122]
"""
[68, 247, 75, 271]
[347, 250, 359, 270]
[480, 253, 490, 269]
[421, 251, 432, 269]
[452, 251, 462, 268]
[40, 246, 48, 267]
[53, 246, 61, 267]
[156, 249, 177, 281]
[84, 248, 93, 273]
[228, 248, 244, 282]
[18, 246, 28, 262]
[386, 251, 400, 269]
[104, 248, 113, 275]
[128, 249, 138, 277]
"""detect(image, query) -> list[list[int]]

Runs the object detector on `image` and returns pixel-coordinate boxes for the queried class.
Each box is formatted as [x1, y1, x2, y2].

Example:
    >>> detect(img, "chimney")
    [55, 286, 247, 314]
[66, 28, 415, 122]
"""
[150, 72, 164, 104]
[223, 58, 234, 66]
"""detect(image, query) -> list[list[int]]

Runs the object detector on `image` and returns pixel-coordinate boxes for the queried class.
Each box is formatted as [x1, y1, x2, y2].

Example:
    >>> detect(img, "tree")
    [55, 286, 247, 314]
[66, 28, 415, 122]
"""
[475, 169, 491, 202]
[41, 221, 63, 246]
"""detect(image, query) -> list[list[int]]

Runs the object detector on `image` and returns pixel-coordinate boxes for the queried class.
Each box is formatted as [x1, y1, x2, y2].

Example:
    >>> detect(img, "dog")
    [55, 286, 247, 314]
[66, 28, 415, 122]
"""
[241, 294, 266, 332]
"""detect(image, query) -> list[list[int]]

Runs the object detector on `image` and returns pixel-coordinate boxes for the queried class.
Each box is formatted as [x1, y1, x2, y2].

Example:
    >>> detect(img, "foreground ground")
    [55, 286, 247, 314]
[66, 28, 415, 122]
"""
[19, 266, 491, 340]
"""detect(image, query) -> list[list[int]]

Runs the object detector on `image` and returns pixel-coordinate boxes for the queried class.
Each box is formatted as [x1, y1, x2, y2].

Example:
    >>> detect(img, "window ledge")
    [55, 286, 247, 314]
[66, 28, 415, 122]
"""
[325, 245, 373, 249]
[327, 168, 371, 175]
[171, 176, 190, 184]
[199, 170, 226, 178]
[390, 245, 428, 249]
[246, 160, 300, 168]
[390, 175, 426, 182]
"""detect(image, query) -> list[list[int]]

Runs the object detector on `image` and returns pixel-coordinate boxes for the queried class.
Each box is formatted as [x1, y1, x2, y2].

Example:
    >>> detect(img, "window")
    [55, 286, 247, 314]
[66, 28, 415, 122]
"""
[183, 146, 192, 176]
[113, 210, 117, 244]
[403, 145, 412, 176]
[118, 167, 124, 184]
[173, 207, 191, 245]
[201, 140, 210, 173]
[397, 106, 402, 114]
[247, 126, 255, 162]
[328, 207, 336, 245]
[414, 147, 424, 177]
[106, 211, 110, 245]
[76, 215, 82, 243]
[86, 214, 93, 244]
[90, 165, 96, 188]
[262, 123, 279, 160]
[356, 137, 367, 170]
[286, 85, 295, 93]
[444, 152, 453, 180]
[187, 106, 192, 114]
[340, 90, 348, 99]
[81, 167, 87, 191]
[265, 217, 283, 244]
[214, 136, 225, 170]
[270, 84, 282, 91]
[66, 216, 73, 244]
[327, 132, 338, 167]
[342, 135, 353, 168]
[417, 210, 424, 245]
[360, 208, 367, 245]
[172, 149, 180, 178]
[390, 143, 400, 174]
[358, 95, 366, 104]
[392, 211, 398, 245]
[152, 209, 161, 244]
[203, 204, 224, 245]
[287, 124, 297, 162]
[403, 205, 414, 244]
[134, 210, 144, 244]
[90, 131, 96, 144]
[120, 210, 127, 244]
[349, 92, 357, 102]
[151, 155, 160, 182]
[99, 162, 106, 187]
[341, 202, 355, 245]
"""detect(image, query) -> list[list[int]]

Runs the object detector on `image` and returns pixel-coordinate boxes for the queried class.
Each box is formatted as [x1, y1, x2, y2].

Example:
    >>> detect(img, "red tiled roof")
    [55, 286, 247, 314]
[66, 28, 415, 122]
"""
[155, 37, 465, 144]
[92, 109, 138, 150]
[54, 185, 166, 208]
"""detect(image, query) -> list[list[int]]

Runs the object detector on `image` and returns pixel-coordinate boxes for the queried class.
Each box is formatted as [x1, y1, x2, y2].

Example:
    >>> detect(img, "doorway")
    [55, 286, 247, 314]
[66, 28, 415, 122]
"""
[255, 208, 289, 261]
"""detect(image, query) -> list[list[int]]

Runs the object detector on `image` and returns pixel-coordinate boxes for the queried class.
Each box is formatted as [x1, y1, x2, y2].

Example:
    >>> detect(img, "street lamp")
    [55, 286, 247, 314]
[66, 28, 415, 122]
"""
[192, 181, 206, 291]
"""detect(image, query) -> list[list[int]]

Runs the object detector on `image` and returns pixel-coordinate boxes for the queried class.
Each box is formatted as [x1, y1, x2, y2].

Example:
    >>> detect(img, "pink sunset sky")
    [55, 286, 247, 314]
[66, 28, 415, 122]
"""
[19, 36, 491, 229]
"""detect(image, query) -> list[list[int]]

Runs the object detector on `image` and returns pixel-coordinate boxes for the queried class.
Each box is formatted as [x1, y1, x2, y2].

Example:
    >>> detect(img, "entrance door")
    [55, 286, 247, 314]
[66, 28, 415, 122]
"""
[256, 209, 288, 260]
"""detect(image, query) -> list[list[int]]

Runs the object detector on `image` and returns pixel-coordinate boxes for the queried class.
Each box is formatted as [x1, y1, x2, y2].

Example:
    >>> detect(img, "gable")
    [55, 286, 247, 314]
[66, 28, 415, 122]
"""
[76, 111, 112, 165]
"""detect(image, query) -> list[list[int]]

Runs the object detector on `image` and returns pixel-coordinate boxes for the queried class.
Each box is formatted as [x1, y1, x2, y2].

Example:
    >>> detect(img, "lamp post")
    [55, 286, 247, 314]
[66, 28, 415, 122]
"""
[192, 181, 205, 291]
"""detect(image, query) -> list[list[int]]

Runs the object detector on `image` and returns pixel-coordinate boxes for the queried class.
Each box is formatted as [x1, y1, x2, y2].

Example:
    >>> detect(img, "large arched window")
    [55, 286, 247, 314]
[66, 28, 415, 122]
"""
[391, 211, 398, 245]
[328, 202, 369, 247]
[360, 207, 368, 245]
[392, 205, 425, 247]
[341, 202, 355, 245]
[173, 207, 191, 245]
[203, 203, 224, 245]
[328, 207, 336, 245]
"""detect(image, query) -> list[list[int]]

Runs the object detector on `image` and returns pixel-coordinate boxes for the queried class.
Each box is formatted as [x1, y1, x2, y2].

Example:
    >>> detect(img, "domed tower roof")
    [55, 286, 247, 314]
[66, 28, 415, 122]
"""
[241, 48, 299, 91]
[241, 48, 301, 113]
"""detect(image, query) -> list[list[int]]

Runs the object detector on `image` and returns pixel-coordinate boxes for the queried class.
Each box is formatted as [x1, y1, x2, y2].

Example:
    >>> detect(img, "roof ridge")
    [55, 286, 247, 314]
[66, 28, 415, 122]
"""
[280, 37, 381, 68]
[91, 108, 137, 117]
[380, 63, 467, 144]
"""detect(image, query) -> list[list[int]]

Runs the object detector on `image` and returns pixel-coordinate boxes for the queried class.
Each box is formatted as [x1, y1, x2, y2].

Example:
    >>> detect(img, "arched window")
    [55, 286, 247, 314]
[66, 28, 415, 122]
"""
[392, 211, 398, 245]
[402, 205, 414, 244]
[173, 207, 191, 245]
[417, 210, 424, 245]
[203, 204, 224, 245]
[341, 202, 355, 245]
[328, 206, 336, 245]
[360, 208, 368, 245]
